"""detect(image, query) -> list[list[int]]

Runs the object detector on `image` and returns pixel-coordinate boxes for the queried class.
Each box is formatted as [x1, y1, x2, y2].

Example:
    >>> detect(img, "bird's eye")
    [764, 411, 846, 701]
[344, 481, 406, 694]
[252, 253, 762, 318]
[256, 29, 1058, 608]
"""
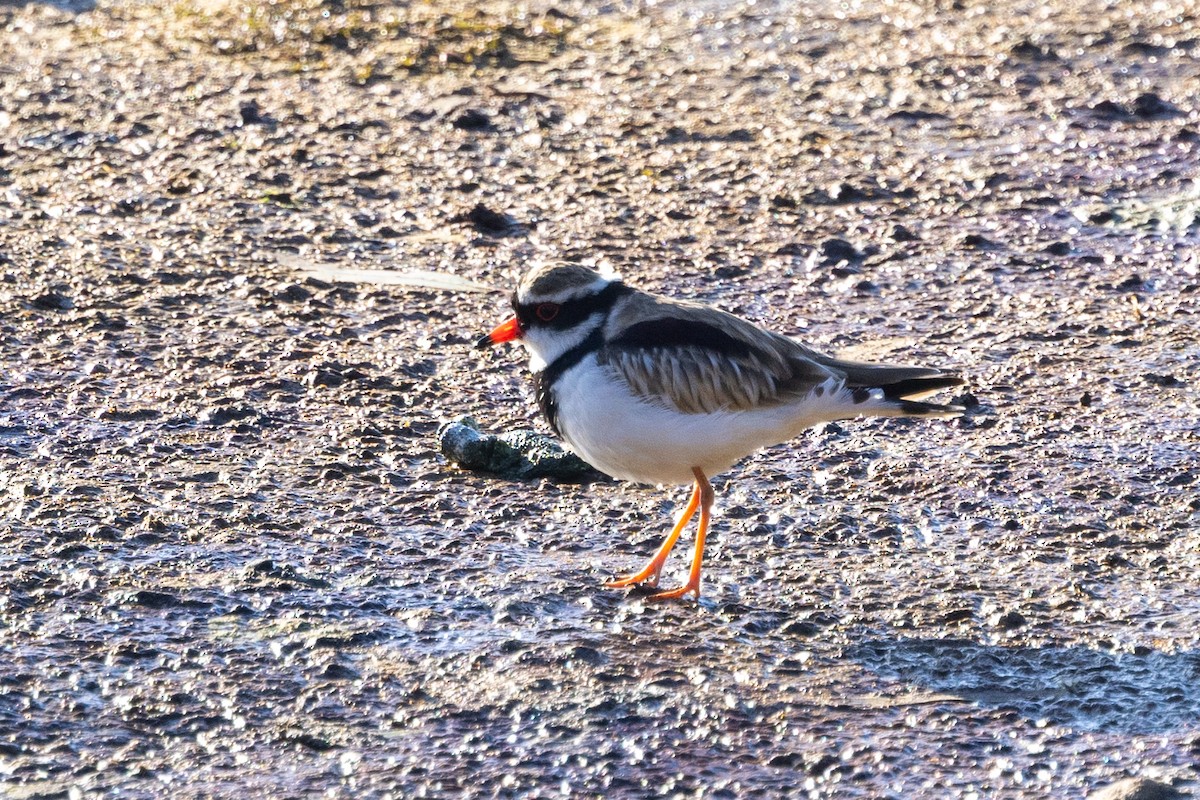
[535, 303, 560, 322]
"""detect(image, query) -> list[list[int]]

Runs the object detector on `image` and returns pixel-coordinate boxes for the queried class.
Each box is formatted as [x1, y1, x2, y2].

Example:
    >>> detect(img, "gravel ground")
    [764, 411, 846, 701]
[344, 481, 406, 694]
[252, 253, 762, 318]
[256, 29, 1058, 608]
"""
[1, 0, 1199, 797]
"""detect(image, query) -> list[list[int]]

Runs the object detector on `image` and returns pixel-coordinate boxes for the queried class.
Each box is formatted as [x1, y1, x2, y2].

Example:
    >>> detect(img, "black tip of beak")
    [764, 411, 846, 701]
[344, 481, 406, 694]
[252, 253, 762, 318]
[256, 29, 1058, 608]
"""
[475, 333, 495, 350]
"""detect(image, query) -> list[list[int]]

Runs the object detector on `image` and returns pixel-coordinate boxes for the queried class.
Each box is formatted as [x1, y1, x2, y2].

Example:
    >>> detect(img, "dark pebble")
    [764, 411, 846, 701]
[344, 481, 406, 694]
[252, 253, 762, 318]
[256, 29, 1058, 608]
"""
[32, 291, 74, 311]
[823, 181, 870, 203]
[239, 100, 265, 125]
[462, 203, 518, 233]
[1132, 92, 1181, 119]
[771, 194, 798, 209]
[1091, 100, 1131, 120]
[806, 753, 840, 775]
[994, 610, 1027, 630]
[286, 731, 338, 752]
[816, 238, 863, 266]
[780, 620, 820, 637]
[1144, 373, 1185, 388]
[276, 283, 313, 303]
[569, 645, 607, 666]
[452, 109, 494, 131]
[952, 392, 980, 409]
[1010, 40, 1058, 61]
[125, 590, 181, 609]
[961, 233, 999, 249]
[713, 264, 748, 279]
[99, 408, 162, 422]
[321, 663, 361, 681]
[302, 368, 345, 388]
[198, 404, 263, 426]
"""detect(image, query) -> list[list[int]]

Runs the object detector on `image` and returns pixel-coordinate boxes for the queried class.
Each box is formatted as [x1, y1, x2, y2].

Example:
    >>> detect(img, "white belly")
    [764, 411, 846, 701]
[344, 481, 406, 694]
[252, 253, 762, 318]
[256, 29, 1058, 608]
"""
[550, 356, 846, 486]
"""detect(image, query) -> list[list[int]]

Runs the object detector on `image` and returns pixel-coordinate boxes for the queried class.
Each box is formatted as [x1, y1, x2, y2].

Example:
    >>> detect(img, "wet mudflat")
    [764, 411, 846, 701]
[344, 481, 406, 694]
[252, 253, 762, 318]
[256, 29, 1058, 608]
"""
[1, 0, 1198, 797]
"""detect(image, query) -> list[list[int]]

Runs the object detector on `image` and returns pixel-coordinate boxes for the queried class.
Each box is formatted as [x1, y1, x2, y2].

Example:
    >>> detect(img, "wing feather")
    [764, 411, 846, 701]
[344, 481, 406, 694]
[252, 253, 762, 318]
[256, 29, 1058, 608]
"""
[597, 303, 835, 414]
[589, 291, 960, 416]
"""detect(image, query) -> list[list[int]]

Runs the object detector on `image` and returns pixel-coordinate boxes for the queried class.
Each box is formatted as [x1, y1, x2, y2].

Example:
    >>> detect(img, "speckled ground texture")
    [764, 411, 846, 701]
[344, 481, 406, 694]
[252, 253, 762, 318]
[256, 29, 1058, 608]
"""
[2, 0, 1199, 797]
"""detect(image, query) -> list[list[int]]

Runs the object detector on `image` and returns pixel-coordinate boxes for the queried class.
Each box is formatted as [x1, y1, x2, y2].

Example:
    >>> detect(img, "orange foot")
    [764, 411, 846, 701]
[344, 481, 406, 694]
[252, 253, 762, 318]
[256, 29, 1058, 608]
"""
[604, 571, 660, 589]
[647, 576, 701, 601]
[605, 467, 714, 603]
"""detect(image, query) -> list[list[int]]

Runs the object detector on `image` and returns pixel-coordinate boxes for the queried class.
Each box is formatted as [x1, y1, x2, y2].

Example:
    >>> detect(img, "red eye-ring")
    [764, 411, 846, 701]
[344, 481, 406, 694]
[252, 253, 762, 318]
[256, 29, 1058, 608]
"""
[535, 303, 560, 322]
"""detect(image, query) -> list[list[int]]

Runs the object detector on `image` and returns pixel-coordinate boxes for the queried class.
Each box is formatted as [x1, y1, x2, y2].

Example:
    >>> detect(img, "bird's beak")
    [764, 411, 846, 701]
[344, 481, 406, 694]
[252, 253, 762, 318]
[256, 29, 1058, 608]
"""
[476, 316, 522, 349]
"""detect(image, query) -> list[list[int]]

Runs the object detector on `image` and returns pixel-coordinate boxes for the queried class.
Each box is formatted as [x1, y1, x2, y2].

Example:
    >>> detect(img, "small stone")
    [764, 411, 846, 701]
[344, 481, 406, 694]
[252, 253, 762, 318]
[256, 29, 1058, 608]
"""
[823, 181, 869, 203]
[452, 109, 493, 131]
[961, 233, 999, 250]
[32, 291, 74, 311]
[1091, 100, 1131, 120]
[1088, 777, 1185, 800]
[770, 194, 798, 209]
[198, 403, 262, 426]
[438, 416, 597, 481]
[951, 392, 980, 409]
[1144, 373, 1186, 388]
[460, 203, 518, 233]
[713, 264, 748, 279]
[942, 608, 974, 624]
[276, 283, 313, 303]
[815, 238, 863, 266]
[992, 610, 1027, 630]
[1132, 93, 1181, 119]
[301, 368, 345, 388]
[239, 100, 264, 125]
[125, 590, 181, 609]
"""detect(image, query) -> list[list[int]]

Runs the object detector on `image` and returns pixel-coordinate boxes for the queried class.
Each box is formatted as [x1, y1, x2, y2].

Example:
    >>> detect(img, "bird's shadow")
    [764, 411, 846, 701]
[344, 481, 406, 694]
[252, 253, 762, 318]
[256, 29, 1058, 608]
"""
[847, 636, 1200, 735]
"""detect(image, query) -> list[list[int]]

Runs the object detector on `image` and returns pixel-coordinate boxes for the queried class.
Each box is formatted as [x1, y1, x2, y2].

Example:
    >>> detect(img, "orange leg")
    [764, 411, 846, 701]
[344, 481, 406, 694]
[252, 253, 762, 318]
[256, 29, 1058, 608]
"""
[648, 468, 714, 601]
[604, 476, 701, 590]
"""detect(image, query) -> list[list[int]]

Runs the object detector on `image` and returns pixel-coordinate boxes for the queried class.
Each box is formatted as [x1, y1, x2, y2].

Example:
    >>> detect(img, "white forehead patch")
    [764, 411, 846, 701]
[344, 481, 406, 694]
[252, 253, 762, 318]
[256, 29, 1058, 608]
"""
[520, 275, 612, 305]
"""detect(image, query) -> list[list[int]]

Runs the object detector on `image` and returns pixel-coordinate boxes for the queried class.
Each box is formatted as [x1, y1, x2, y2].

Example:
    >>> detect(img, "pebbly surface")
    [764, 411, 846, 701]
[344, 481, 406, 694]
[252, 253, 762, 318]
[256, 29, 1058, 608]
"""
[1, 0, 1198, 797]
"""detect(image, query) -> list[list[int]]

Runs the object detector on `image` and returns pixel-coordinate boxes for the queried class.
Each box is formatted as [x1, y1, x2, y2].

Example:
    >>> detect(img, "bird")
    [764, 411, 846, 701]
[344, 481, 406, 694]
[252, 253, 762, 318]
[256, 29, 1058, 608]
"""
[476, 263, 964, 601]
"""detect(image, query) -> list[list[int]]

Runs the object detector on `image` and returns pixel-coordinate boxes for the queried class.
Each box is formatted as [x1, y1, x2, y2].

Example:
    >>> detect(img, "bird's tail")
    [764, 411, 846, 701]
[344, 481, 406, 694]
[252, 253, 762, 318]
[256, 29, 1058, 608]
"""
[824, 359, 966, 419]
[871, 373, 965, 418]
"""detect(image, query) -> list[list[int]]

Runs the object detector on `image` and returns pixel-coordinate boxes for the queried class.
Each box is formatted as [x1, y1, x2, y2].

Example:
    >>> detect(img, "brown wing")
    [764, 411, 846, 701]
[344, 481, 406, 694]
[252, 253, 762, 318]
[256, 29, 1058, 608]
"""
[596, 304, 836, 414]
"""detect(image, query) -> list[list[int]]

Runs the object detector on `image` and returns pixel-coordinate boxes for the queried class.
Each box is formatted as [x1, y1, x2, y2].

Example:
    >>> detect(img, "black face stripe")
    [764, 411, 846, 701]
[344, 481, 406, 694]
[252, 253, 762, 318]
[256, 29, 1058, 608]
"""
[535, 326, 606, 437]
[528, 281, 632, 437]
[607, 317, 753, 359]
[515, 281, 632, 332]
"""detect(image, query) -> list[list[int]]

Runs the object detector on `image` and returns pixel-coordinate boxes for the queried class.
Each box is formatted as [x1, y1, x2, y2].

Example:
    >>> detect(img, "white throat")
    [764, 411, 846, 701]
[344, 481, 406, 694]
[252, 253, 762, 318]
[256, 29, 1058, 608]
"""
[522, 313, 606, 373]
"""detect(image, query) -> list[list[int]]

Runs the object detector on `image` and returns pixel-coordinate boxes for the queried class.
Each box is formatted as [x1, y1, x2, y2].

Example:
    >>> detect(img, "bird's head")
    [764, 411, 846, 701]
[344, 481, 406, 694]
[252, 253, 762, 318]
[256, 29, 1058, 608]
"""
[476, 264, 625, 371]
